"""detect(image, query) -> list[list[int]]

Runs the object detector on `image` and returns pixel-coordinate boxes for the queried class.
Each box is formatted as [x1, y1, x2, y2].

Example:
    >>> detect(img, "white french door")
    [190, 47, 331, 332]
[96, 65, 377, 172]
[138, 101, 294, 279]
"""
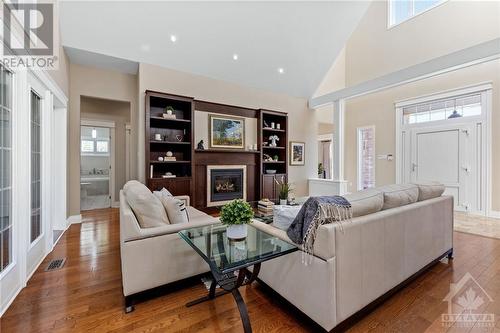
[408, 124, 474, 212]
[26, 72, 52, 277]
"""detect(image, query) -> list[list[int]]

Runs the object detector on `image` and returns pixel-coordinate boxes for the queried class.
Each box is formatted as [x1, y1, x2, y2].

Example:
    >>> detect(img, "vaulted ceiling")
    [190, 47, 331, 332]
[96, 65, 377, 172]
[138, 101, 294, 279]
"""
[60, 1, 370, 97]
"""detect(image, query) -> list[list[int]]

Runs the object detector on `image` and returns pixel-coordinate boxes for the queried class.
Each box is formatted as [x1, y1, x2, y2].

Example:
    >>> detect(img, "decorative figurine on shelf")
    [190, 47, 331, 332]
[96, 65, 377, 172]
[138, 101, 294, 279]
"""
[197, 140, 205, 150]
[263, 154, 273, 162]
[158, 156, 164, 161]
[273, 155, 279, 161]
[175, 134, 183, 142]
[276, 123, 281, 130]
[263, 120, 270, 128]
[269, 135, 279, 147]
[271, 122, 275, 129]
[166, 151, 173, 157]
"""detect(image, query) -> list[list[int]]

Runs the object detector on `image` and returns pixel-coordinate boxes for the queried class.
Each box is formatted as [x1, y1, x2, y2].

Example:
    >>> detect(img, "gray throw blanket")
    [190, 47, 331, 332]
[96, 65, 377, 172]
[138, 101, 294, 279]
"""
[287, 196, 352, 263]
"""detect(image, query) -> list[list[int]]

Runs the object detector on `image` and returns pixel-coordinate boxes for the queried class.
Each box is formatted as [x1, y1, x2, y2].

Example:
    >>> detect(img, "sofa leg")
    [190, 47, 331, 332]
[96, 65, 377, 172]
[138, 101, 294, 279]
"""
[125, 296, 135, 313]
[447, 249, 454, 260]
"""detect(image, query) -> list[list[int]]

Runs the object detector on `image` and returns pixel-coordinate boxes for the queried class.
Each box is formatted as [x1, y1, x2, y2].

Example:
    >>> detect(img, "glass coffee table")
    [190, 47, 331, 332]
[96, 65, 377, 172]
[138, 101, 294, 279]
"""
[179, 223, 297, 333]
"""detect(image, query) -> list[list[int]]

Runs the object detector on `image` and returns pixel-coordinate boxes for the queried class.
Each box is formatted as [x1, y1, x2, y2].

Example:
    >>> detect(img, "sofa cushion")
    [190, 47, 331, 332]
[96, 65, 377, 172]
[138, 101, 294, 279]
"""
[158, 196, 189, 224]
[376, 184, 419, 210]
[413, 182, 445, 201]
[344, 189, 384, 218]
[273, 205, 302, 230]
[123, 180, 169, 228]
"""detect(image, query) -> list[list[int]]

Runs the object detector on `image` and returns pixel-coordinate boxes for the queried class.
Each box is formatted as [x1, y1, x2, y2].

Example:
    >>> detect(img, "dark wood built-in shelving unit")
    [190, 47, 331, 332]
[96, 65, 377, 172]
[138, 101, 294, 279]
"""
[145, 91, 289, 206]
[145, 91, 194, 196]
[258, 109, 288, 200]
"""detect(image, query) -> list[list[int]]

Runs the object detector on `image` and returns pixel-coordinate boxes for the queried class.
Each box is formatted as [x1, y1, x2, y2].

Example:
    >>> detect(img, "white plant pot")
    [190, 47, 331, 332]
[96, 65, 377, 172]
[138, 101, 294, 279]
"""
[280, 199, 287, 205]
[226, 224, 248, 239]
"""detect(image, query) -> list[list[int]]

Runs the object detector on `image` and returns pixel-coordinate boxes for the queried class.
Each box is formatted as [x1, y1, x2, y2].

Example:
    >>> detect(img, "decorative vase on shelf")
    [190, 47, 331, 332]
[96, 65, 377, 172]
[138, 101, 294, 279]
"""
[227, 224, 248, 240]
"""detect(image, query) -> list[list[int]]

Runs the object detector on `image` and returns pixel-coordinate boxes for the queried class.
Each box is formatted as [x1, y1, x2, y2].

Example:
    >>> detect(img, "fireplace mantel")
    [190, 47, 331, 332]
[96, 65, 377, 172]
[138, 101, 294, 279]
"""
[195, 149, 260, 154]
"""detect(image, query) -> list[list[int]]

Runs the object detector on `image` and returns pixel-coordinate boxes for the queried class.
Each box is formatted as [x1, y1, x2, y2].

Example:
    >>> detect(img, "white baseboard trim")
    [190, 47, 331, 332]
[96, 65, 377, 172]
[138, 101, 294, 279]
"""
[112, 201, 120, 208]
[68, 214, 82, 224]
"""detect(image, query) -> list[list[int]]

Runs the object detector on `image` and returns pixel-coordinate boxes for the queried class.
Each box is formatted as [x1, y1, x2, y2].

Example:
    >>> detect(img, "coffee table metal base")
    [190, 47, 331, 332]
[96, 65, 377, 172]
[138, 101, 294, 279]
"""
[186, 263, 261, 333]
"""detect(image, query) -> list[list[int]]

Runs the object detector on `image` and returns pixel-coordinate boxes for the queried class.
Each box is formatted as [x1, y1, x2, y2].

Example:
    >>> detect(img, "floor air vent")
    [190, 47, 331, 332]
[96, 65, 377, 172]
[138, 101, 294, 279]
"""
[45, 258, 66, 271]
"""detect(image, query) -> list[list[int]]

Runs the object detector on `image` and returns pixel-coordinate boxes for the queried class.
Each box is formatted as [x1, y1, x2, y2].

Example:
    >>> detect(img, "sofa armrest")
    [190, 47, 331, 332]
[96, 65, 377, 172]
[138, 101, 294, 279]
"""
[251, 220, 335, 261]
[174, 195, 190, 206]
[124, 217, 218, 242]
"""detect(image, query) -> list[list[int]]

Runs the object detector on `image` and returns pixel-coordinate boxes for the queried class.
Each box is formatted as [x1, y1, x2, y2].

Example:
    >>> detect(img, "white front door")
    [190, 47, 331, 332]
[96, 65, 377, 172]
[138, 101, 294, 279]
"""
[408, 124, 474, 212]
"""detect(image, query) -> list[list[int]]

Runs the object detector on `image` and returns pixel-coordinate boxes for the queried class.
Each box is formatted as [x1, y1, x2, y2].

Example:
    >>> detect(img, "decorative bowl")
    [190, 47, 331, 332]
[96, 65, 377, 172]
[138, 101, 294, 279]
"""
[266, 170, 276, 174]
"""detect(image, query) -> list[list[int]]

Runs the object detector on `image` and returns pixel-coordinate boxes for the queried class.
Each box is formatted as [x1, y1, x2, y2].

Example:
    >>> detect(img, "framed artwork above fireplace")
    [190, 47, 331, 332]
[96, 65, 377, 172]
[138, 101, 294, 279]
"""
[206, 165, 247, 207]
[209, 114, 245, 149]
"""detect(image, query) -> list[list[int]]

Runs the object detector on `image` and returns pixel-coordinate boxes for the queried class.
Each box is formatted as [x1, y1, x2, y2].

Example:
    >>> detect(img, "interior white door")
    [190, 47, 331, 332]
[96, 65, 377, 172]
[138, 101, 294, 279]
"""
[410, 124, 474, 212]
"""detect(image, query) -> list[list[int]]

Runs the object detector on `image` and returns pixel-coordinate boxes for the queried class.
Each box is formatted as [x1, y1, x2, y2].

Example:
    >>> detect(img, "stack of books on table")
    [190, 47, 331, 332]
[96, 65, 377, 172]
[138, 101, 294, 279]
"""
[258, 199, 274, 214]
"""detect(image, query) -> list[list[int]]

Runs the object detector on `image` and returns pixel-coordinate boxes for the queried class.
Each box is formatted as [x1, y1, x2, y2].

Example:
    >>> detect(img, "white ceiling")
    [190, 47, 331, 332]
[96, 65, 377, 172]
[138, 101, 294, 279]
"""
[60, 1, 370, 98]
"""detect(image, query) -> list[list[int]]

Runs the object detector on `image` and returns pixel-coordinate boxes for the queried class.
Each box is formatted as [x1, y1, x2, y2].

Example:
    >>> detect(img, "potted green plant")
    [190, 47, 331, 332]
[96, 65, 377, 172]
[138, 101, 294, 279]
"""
[318, 163, 325, 178]
[165, 106, 175, 115]
[219, 199, 254, 239]
[274, 176, 293, 205]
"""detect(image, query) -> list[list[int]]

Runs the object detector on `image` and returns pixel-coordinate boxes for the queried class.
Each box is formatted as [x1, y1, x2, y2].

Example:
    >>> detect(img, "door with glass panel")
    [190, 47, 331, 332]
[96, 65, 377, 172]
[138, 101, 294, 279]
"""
[80, 126, 111, 210]
[0, 65, 13, 275]
[401, 93, 485, 213]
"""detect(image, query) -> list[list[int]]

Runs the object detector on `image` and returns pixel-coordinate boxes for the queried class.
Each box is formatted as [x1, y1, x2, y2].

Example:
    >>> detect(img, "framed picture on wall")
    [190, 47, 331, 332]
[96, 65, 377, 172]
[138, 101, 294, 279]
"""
[290, 141, 305, 165]
[209, 114, 245, 149]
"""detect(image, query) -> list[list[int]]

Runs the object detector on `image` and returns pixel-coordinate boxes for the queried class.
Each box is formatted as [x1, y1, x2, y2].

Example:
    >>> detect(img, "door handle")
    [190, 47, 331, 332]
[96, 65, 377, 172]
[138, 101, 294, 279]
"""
[462, 166, 470, 173]
[412, 163, 417, 172]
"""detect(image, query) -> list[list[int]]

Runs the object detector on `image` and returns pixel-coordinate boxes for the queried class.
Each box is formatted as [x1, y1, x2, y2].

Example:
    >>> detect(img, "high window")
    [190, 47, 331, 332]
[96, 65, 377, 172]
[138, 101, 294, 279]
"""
[389, 0, 445, 27]
[0, 65, 12, 272]
[30, 91, 42, 243]
[403, 94, 481, 125]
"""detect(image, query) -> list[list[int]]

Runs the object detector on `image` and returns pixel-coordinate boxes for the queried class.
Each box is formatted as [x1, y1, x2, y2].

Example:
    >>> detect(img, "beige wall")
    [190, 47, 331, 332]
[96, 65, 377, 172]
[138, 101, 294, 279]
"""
[345, 0, 500, 85]
[138, 63, 317, 197]
[344, 60, 500, 211]
[68, 64, 138, 216]
[81, 97, 131, 201]
[318, 122, 334, 135]
[313, 0, 500, 212]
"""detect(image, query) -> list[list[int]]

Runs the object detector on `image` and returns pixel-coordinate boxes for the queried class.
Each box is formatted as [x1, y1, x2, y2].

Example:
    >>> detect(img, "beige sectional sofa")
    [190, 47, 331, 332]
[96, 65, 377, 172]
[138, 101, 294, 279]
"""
[120, 181, 453, 331]
[251, 184, 453, 331]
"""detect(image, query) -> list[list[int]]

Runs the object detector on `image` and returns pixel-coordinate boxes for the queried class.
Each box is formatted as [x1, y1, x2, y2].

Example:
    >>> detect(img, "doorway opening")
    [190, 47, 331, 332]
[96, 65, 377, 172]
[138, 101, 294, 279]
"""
[80, 125, 112, 210]
[79, 96, 131, 212]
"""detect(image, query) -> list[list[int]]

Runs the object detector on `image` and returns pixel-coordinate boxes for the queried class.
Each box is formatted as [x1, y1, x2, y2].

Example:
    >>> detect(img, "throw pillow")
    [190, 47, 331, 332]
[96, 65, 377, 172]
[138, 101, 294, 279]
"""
[158, 196, 189, 224]
[273, 205, 301, 231]
[123, 180, 169, 228]
[153, 187, 173, 200]
[413, 182, 445, 201]
[376, 184, 419, 210]
[344, 189, 384, 217]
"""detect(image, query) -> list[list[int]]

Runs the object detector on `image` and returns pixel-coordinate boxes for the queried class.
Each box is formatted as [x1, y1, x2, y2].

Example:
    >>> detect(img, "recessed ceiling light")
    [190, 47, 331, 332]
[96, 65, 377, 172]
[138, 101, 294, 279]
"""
[278, 68, 284, 74]
[170, 35, 177, 43]
[233, 54, 238, 60]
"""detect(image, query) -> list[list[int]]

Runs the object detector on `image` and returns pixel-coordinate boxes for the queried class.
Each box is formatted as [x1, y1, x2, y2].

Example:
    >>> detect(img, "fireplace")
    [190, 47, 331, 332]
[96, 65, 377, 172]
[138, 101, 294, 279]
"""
[206, 165, 247, 207]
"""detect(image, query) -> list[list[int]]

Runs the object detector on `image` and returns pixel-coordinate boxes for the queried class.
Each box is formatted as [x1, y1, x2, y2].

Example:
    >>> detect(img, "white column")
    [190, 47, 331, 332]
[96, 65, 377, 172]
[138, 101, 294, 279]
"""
[332, 99, 345, 181]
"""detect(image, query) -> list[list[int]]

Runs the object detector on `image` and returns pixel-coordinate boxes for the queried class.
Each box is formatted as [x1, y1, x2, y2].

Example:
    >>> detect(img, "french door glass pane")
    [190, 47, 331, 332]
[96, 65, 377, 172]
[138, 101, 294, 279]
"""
[31, 91, 42, 243]
[0, 64, 12, 272]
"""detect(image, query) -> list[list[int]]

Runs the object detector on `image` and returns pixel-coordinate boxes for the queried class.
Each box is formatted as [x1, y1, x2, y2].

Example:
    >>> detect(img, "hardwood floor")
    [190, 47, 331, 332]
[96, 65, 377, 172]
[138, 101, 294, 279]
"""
[2, 208, 500, 332]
